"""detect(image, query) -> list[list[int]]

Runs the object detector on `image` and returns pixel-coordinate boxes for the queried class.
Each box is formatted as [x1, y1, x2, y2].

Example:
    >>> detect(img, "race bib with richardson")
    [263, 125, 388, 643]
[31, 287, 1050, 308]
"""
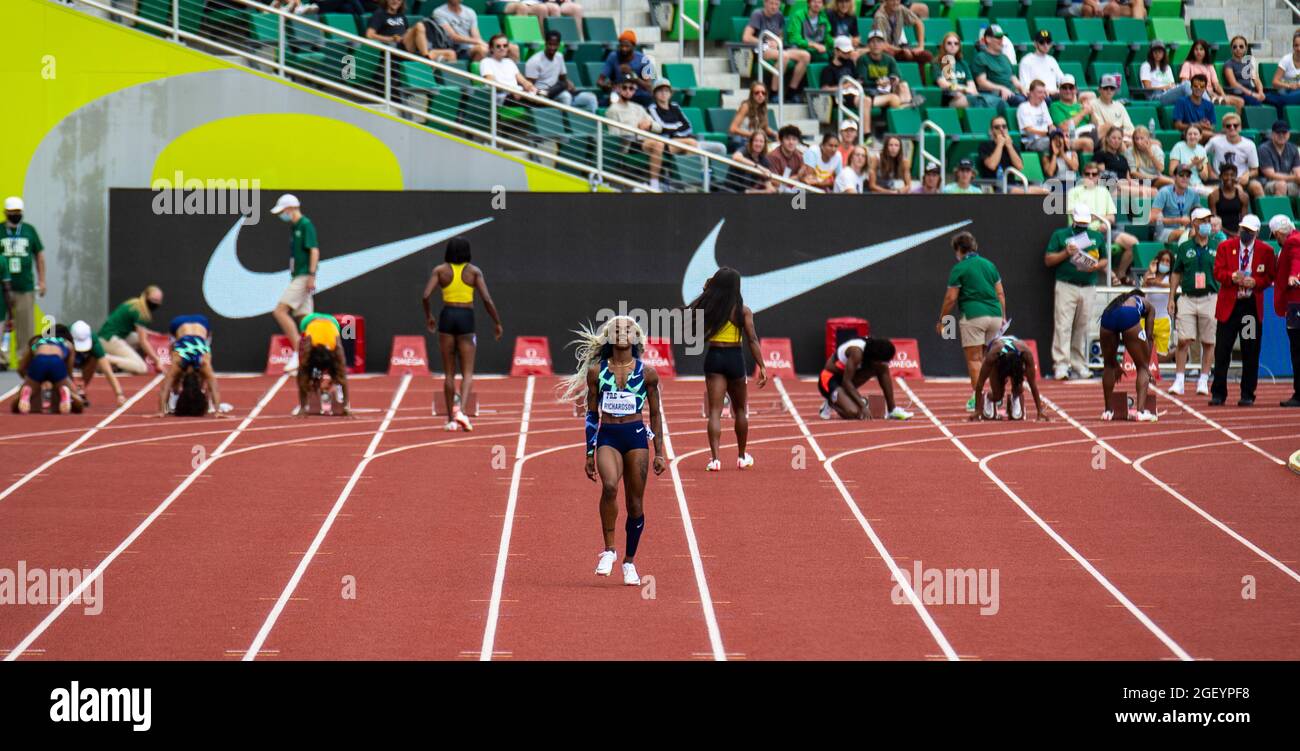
[600, 390, 637, 416]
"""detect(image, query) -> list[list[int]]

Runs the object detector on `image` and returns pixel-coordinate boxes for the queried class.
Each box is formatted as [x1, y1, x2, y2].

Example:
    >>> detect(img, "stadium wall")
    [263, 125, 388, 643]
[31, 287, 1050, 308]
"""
[109, 190, 1063, 376]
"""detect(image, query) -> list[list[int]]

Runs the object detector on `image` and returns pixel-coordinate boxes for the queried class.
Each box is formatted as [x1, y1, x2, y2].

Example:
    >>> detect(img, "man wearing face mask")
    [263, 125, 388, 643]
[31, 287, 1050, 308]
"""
[1209, 214, 1275, 406]
[2, 197, 46, 369]
[1168, 208, 1219, 395]
[269, 194, 318, 374]
[97, 286, 165, 375]
[1267, 215, 1300, 407]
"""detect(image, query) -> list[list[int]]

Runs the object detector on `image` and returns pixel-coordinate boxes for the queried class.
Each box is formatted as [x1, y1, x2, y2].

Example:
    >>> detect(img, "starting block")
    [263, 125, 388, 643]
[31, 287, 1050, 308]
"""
[1108, 390, 1158, 421]
[145, 332, 174, 374]
[265, 335, 297, 375]
[1289, 449, 1300, 476]
[388, 336, 430, 376]
[866, 393, 886, 419]
[432, 392, 479, 417]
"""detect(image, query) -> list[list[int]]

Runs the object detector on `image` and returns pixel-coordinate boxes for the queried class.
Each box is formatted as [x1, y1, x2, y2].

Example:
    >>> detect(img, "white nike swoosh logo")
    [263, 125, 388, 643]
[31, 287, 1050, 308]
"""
[202, 217, 494, 318]
[680, 219, 972, 311]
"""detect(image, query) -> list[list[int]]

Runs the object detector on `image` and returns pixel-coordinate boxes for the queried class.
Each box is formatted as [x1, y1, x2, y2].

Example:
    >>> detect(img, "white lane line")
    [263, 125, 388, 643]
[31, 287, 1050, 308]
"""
[479, 376, 536, 661]
[1039, 395, 1133, 465]
[0, 375, 163, 504]
[3, 374, 289, 661]
[904, 386, 1194, 661]
[0, 384, 18, 402]
[894, 379, 978, 463]
[242, 375, 413, 660]
[774, 377, 960, 661]
[661, 390, 727, 662]
[1152, 386, 1285, 465]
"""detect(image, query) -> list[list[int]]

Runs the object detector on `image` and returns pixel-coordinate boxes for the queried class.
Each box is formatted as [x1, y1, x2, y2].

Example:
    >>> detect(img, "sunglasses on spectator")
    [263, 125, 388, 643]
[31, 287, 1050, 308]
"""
[1224, 122, 1240, 129]
[991, 123, 1008, 130]
[1231, 43, 1247, 50]
[492, 43, 508, 49]
[1084, 170, 1100, 177]
[1060, 83, 1075, 89]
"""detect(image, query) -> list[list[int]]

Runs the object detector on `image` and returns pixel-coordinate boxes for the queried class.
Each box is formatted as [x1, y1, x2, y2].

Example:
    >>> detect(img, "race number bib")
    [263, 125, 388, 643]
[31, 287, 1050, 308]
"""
[600, 390, 637, 417]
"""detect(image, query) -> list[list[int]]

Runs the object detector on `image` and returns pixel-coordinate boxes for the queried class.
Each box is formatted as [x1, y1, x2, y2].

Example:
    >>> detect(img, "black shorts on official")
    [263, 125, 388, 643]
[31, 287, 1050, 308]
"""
[703, 346, 745, 380]
[438, 306, 475, 336]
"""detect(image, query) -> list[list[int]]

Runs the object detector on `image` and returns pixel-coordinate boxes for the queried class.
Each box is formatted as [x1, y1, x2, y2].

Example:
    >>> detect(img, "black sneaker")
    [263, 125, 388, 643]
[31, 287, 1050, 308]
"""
[1281, 398, 1300, 407]
[1237, 397, 1255, 407]
[1208, 397, 1225, 406]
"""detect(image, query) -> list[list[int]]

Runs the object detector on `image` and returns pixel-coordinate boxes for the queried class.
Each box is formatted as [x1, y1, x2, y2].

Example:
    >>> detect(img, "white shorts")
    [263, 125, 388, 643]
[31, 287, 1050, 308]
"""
[278, 275, 314, 317]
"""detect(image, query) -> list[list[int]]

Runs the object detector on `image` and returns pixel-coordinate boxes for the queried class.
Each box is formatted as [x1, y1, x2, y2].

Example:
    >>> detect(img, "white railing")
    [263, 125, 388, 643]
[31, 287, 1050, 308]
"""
[677, 0, 704, 75]
[68, 0, 814, 193]
[1000, 166, 1029, 193]
[758, 30, 785, 121]
[837, 78, 866, 146]
[918, 120, 945, 188]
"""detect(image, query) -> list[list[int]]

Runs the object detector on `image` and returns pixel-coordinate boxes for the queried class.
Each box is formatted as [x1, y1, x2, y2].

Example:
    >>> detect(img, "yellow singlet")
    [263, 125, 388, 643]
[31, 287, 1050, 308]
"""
[303, 318, 339, 350]
[441, 263, 474, 304]
[708, 320, 742, 344]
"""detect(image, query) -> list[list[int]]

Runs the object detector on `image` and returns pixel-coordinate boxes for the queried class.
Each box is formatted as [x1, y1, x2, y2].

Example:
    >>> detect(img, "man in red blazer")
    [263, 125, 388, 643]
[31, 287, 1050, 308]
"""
[1270, 214, 1300, 407]
[1210, 213, 1275, 406]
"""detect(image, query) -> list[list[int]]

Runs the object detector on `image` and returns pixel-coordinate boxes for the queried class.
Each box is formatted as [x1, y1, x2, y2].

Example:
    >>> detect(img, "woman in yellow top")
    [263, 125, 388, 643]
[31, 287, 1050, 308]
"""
[686, 267, 767, 472]
[296, 312, 352, 418]
[421, 236, 503, 432]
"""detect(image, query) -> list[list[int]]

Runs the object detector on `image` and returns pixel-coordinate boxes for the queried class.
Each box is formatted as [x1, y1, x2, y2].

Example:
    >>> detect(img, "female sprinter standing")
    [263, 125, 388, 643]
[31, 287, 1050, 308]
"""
[817, 337, 913, 420]
[422, 237, 503, 432]
[558, 316, 666, 586]
[686, 267, 767, 472]
[1099, 290, 1157, 422]
[152, 314, 226, 418]
[296, 312, 353, 418]
[970, 335, 1048, 421]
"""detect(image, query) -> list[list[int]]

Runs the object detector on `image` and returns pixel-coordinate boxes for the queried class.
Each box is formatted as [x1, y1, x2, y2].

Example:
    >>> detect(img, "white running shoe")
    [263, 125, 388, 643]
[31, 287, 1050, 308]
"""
[1168, 375, 1185, 395]
[443, 421, 460, 431]
[705, 458, 722, 472]
[1009, 395, 1024, 421]
[284, 350, 299, 374]
[1195, 375, 1210, 395]
[1101, 410, 1115, 421]
[1136, 410, 1158, 422]
[982, 394, 997, 420]
[453, 408, 473, 432]
[886, 407, 913, 420]
[595, 550, 616, 576]
[622, 562, 641, 586]
[737, 453, 754, 469]
[819, 401, 834, 420]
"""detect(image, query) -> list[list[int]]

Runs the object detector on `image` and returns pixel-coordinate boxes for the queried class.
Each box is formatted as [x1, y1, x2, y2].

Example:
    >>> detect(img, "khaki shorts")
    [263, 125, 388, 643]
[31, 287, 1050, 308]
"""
[1175, 293, 1216, 344]
[278, 275, 314, 317]
[959, 315, 1002, 348]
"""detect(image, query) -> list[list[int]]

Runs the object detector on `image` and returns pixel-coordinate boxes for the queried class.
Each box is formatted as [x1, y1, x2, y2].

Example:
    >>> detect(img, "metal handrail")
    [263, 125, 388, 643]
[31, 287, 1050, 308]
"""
[69, 0, 814, 193]
[1000, 166, 1029, 193]
[677, 0, 704, 76]
[837, 78, 866, 146]
[758, 30, 785, 123]
[919, 120, 946, 188]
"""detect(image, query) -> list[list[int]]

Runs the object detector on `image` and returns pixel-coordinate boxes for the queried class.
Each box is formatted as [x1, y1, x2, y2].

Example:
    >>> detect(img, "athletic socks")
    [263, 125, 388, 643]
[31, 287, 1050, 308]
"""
[625, 515, 645, 560]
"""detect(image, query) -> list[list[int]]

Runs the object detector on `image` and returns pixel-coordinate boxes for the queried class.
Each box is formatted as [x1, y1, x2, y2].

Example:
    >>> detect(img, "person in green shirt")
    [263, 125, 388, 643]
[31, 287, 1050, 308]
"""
[785, 0, 832, 64]
[937, 231, 1006, 411]
[1044, 205, 1108, 381]
[971, 25, 1024, 109]
[1167, 207, 1219, 396]
[857, 30, 912, 110]
[1046, 75, 1095, 153]
[2, 197, 46, 366]
[269, 193, 320, 373]
[98, 286, 165, 375]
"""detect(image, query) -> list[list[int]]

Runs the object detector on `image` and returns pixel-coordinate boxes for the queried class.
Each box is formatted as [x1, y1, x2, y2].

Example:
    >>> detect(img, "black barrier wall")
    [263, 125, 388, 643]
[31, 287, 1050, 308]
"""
[109, 191, 1064, 376]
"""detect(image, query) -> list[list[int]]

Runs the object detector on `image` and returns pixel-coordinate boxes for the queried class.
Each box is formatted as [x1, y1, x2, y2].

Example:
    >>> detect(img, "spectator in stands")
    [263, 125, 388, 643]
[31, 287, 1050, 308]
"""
[606, 73, 666, 191]
[868, 135, 911, 193]
[648, 79, 727, 157]
[1209, 162, 1247, 234]
[827, 0, 864, 60]
[277, 0, 365, 17]
[1048, 75, 1095, 153]
[543, 1, 583, 25]
[972, 25, 1025, 108]
[943, 159, 983, 194]
[871, 0, 931, 66]
[98, 287, 165, 375]
[1167, 207, 1218, 395]
[1269, 30, 1300, 111]
[836, 121, 859, 163]
[1168, 123, 1213, 194]
[1126, 125, 1171, 188]
[498, 0, 551, 22]
[1089, 73, 1133, 142]
[2, 197, 44, 356]
[1045, 205, 1108, 381]
[598, 30, 655, 107]
[1209, 213, 1273, 406]
[1259, 119, 1300, 196]
[1150, 164, 1196, 244]
[1017, 79, 1053, 153]
[765, 125, 808, 186]
[1172, 73, 1216, 134]
[1207, 112, 1264, 199]
[786, 0, 832, 66]
[1139, 41, 1191, 105]
[527, 31, 597, 112]
[1066, 162, 1139, 283]
[434, 0, 490, 62]
[1096, 126, 1157, 202]
[397, 0, 458, 62]
[977, 115, 1024, 181]
[912, 162, 943, 194]
[1224, 35, 1275, 108]
[744, 0, 810, 101]
[1080, 0, 1145, 19]
[858, 30, 916, 110]
[820, 36, 864, 111]
[730, 130, 778, 193]
[932, 33, 981, 109]
[1179, 39, 1244, 114]
[803, 132, 843, 190]
[480, 34, 537, 104]
[1267, 214, 1300, 407]
[1019, 29, 1065, 97]
[727, 82, 779, 155]
[1041, 128, 1079, 182]
[836, 145, 870, 193]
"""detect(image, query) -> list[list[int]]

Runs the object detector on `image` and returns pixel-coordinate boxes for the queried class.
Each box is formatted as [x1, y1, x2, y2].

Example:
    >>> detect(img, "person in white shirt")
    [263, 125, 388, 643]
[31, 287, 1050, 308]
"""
[802, 133, 844, 190]
[1206, 112, 1265, 199]
[525, 31, 597, 112]
[1139, 41, 1191, 105]
[606, 74, 666, 190]
[1167, 124, 1212, 195]
[1017, 80, 1053, 152]
[1272, 30, 1300, 108]
[1019, 29, 1065, 95]
[479, 33, 536, 104]
[835, 145, 869, 193]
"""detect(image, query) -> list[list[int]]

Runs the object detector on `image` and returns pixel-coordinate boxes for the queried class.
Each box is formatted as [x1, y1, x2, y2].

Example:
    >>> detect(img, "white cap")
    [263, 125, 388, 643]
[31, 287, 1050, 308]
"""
[70, 321, 94, 353]
[834, 35, 854, 53]
[1269, 214, 1294, 234]
[1190, 207, 1212, 221]
[1239, 213, 1261, 232]
[1071, 205, 1091, 223]
[270, 193, 300, 215]
[1059, 73, 1076, 86]
[3, 197, 23, 211]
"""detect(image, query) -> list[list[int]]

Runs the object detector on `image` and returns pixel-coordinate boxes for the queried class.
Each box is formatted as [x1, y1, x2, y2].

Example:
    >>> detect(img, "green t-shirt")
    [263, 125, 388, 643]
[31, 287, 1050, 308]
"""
[1049, 99, 1087, 127]
[946, 253, 1003, 320]
[98, 299, 145, 340]
[1, 223, 44, 292]
[972, 49, 1013, 90]
[290, 215, 319, 278]
[857, 53, 900, 85]
[1046, 227, 1106, 286]
[1171, 238, 1219, 295]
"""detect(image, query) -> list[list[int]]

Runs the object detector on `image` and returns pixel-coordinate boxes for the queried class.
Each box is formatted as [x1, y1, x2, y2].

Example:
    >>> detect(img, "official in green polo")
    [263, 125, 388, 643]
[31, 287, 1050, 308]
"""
[98, 286, 165, 374]
[1045, 205, 1108, 382]
[2, 197, 46, 367]
[269, 193, 319, 374]
[1167, 207, 1219, 397]
[937, 231, 1006, 411]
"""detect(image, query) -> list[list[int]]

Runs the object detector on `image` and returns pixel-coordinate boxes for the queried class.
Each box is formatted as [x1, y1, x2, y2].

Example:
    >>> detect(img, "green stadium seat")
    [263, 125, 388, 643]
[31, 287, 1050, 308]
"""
[545, 16, 581, 44]
[1109, 18, 1149, 48]
[707, 107, 737, 133]
[1133, 242, 1166, 269]
[1030, 16, 1068, 40]
[663, 0, 705, 42]
[1127, 103, 1159, 131]
[505, 15, 544, 46]
[1154, 129, 1181, 154]
[1059, 61, 1087, 90]
[321, 13, 361, 36]
[1189, 19, 1229, 53]
[400, 59, 439, 91]
[584, 17, 617, 44]
[663, 62, 698, 90]
[1024, 0, 1056, 19]
[987, 1, 1022, 19]
[1286, 106, 1300, 134]
[1147, 18, 1189, 47]
[1148, 0, 1183, 18]
[947, 0, 982, 18]
[1255, 196, 1296, 222]
[581, 61, 604, 88]
[957, 19, 987, 46]
[478, 14, 501, 40]
[923, 107, 964, 141]
[964, 107, 997, 135]
[897, 62, 924, 90]
[1070, 18, 1128, 64]
[532, 107, 568, 139]
[922, 18, 955, 47]
[137, 0, 206, 36]
[250, 10, 279, 44]
[887, 107, 923, 137]
[1260, 62, 1280, 90]
[573, 42, 609, 65]
[681, 106, 709, 138]
[426, 86, 462, 132]
[1214, 104, 1236, 124]
[707, 3, 746, 41]
[1019, 151, 1044, 183]
[995, 18, 1031, 50]
[1244, 105, 1281, 133]
[688, 88, 722, 109]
